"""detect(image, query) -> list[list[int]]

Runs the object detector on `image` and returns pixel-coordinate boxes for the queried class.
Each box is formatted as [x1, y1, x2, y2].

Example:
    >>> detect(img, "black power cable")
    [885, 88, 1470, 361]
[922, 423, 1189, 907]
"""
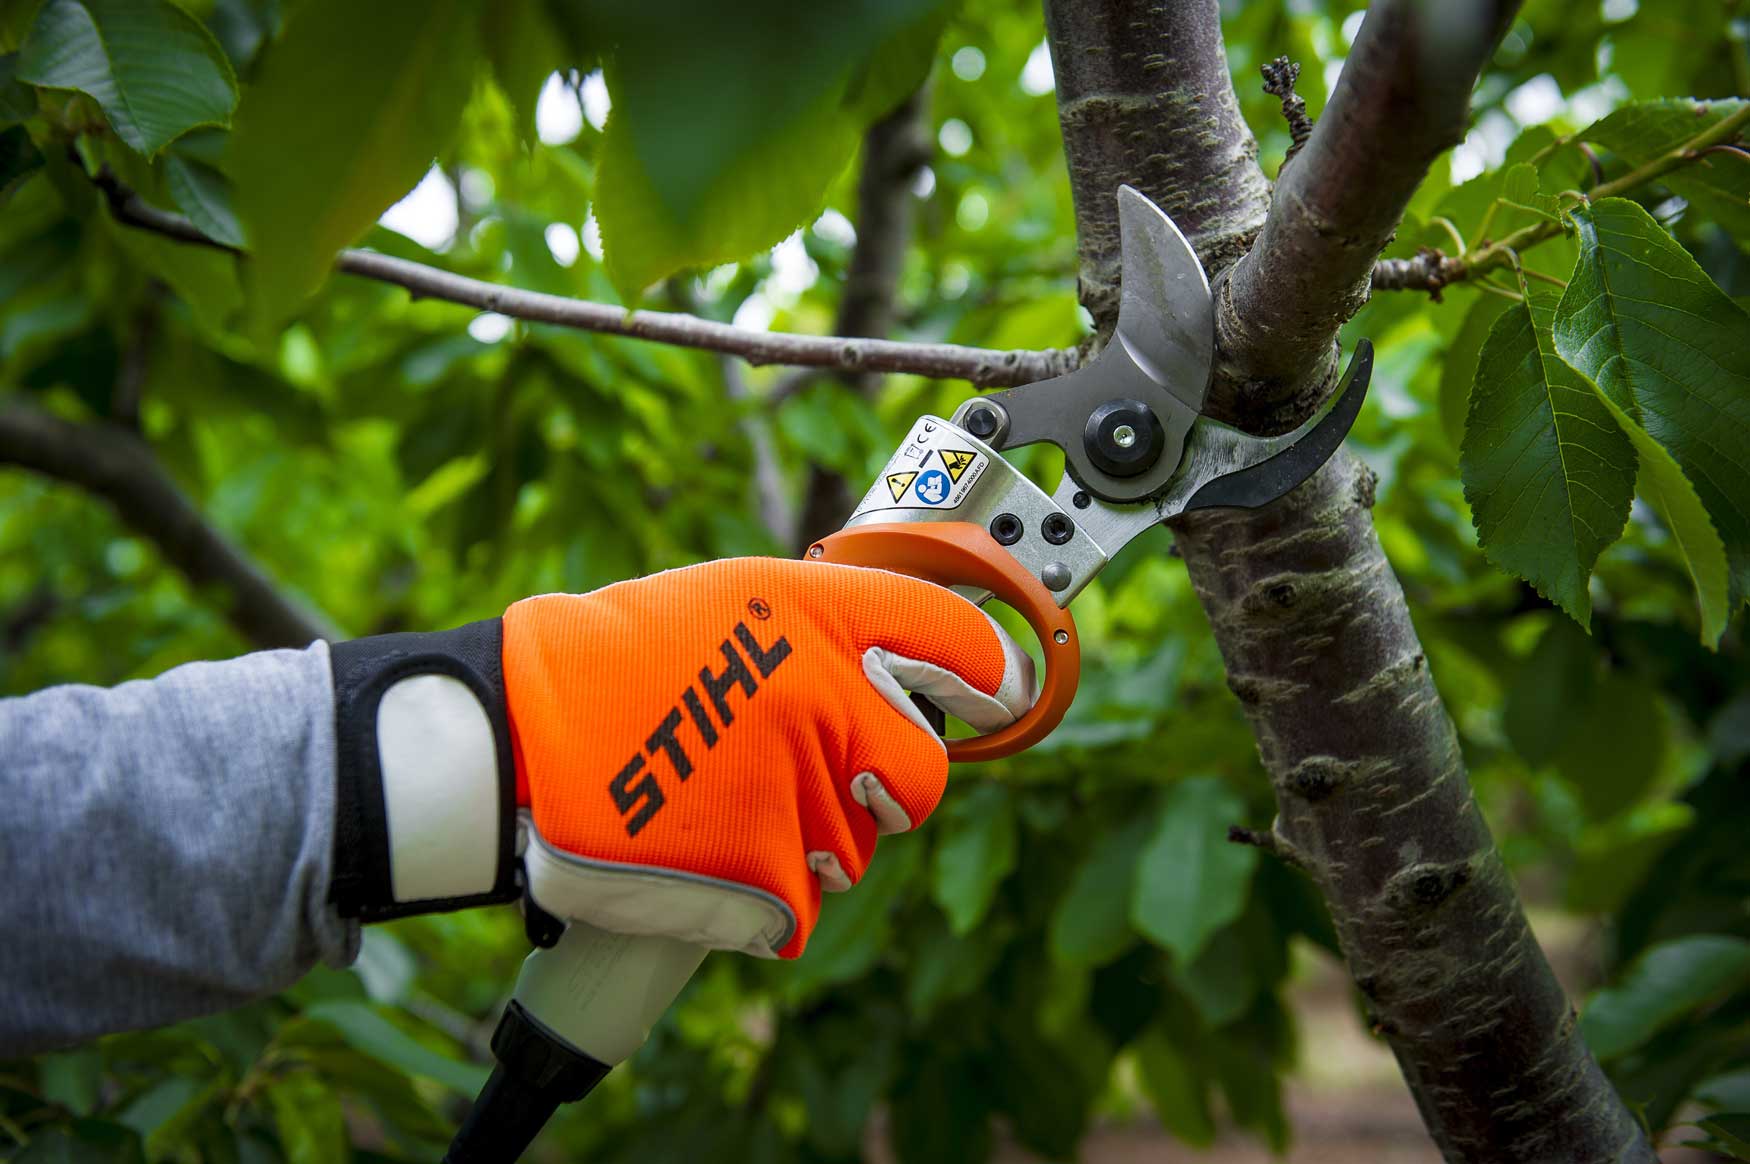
[444, 1001, 611, 1164]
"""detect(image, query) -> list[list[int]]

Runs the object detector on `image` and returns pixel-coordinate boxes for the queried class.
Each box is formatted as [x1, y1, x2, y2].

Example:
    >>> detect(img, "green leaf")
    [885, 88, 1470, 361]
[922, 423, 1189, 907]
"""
[1170, 922, 1259, 1027]
[1504, 615, 1598, 765]
[1047, 810, 1152, 967]
[1581, 98, 1747, 160]
[481, 0, 573, 146]
[117, 1074, 221, 1157]
[1582, 99, 1750, 234]
[16, 0, 236, 155]
[592, 0, 948, 299]
[227, 0, 479, 326]
[105, 214, 240, 331]
[1594, 378, 1733, 644]
[1553, 198, 1750, 629]
[36, 1049, 100, 1116]
[1698, 1114, 1750, 1160]
[13, 1121, 145, 1163]
[1439, 292, 1511, 451]
[1462, 278, 1635, 626]
[0, 51, 36, 124]
[1555, 674, 1668, 820]
[300, 1000, 489, 1095]
[294, 1045, 450, 1143]
[1582, 934, 1750, 1059]
[990, 1025, 1094, 1157]
[265, 1072, 349, 1164]
[164, 155, 242, 248]
[0, 120, 41, 201]
[930, 782, 1017, 935]
[888, 1053, 992, 1164]
[1130, 778, 1258, 965]
[783, 832, 922, 998]
[1133, 1027, 1215, 1147]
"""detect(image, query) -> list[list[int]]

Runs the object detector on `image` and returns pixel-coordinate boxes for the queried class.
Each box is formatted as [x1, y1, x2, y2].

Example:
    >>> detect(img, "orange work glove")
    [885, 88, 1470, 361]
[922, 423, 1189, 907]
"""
[502, 558, 1035, 958]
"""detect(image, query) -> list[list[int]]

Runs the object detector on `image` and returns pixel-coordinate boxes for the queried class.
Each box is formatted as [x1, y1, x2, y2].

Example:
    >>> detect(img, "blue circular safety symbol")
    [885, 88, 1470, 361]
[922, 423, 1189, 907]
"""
[914, 469, 951, 505]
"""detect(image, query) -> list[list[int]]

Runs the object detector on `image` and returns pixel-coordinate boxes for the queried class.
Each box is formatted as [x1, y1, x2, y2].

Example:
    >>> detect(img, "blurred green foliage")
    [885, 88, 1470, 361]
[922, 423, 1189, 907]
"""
[2, 0, 1749, 1160]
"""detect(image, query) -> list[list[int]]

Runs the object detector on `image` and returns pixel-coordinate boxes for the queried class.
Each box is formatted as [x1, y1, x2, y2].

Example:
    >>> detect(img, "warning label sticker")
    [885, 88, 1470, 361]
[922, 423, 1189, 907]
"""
[939, 448, 976, 482]
[851, 416, 991, 520]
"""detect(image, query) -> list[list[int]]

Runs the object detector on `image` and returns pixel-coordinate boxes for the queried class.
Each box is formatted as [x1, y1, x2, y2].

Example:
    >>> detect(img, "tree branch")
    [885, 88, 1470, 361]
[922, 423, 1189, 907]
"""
[0, 397, 338, 650]
[795, 88, 932, 549]
[1369, 101, 1750, 295]
[94, 171, 1073, 390]
[1216, 0, 1519, 431]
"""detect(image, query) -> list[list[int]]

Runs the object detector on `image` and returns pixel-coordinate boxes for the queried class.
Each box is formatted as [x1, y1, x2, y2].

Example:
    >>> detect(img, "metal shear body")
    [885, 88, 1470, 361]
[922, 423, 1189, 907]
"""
[808, 187, 1373, 760]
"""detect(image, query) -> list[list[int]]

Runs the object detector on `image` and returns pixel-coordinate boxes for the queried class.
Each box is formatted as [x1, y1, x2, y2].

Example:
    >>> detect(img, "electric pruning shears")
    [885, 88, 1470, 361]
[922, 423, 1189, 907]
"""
[443, 186, 1373, 1163]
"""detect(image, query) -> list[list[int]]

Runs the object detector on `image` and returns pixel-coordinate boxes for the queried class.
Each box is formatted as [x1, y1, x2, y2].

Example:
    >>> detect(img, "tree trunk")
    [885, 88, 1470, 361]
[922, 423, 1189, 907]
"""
[1041, 1, 1654, 1159]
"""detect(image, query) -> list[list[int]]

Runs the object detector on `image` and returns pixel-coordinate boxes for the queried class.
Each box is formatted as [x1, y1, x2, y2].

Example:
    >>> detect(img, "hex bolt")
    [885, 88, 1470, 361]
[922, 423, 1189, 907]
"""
[1041, 562, 1071, 591]
[989, 513, 1023, 546]
[1041, 512, 1074, 545]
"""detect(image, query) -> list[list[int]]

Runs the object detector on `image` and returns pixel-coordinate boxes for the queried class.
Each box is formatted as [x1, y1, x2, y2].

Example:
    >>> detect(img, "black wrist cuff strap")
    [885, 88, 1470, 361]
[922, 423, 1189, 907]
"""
[329, 618, 521, 921]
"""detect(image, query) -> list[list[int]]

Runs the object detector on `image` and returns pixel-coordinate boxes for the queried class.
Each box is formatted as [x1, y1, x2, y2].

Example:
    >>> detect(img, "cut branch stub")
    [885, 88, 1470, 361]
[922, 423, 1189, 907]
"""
[1261, 56, 1313, 168]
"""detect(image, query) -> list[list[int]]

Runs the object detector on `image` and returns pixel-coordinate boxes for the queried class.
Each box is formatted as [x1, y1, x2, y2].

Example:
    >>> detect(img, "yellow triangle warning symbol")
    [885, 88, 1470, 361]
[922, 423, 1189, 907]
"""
[940, 448, 977, 483]
[885, 470, 919, 502]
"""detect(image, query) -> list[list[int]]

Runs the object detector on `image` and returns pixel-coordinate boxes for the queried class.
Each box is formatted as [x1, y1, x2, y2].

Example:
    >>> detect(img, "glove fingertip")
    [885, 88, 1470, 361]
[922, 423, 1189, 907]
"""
[853, 771, 914, 835]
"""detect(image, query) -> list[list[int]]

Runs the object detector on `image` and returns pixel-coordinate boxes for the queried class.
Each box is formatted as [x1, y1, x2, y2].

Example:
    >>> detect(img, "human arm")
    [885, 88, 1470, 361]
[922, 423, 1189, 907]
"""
[0, 558, 1032, 1053]
[0, 643, 357, 1054]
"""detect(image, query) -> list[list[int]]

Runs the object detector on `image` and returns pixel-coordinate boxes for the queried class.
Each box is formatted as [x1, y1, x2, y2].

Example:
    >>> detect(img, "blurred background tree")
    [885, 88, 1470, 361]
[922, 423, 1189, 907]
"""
[2, 0, 1748, 1161]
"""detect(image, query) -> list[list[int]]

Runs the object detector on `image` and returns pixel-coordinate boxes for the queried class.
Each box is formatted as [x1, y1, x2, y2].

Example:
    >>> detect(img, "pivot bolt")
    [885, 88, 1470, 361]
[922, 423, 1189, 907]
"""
[1083, 399, 1165, 478]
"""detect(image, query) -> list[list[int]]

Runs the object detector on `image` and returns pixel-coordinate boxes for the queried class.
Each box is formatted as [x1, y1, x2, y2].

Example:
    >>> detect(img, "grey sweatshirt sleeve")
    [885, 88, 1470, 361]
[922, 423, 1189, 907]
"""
[0, 642, 360, 1054]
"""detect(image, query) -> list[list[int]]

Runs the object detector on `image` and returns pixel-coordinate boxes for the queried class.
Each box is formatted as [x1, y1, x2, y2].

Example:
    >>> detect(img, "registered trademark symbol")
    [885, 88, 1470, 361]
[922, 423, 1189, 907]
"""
[747, 597, 771, 620]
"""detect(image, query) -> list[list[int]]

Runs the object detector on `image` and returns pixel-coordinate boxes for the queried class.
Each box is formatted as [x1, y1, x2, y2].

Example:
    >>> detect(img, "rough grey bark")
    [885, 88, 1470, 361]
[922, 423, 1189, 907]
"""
[0, 398, 338, 650]
[1044, 0, 1655, 1159]
[1216, 0, 1518, 431]
[1044, 0, 1271, 333]
[795, 90, 933, 548]
[1175, 456, 1648, 1162]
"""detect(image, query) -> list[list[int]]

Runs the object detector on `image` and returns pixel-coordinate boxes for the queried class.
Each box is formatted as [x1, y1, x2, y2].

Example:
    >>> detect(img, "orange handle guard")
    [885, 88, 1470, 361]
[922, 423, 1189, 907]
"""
[807, 522, 1080, 762]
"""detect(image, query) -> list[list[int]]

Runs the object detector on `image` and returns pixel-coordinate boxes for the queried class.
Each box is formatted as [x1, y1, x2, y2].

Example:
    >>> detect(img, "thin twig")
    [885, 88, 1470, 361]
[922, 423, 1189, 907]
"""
[1373, 103, 1750, 294]
[1370, 246, 1468, 298]
[93, 171, 1075, 389]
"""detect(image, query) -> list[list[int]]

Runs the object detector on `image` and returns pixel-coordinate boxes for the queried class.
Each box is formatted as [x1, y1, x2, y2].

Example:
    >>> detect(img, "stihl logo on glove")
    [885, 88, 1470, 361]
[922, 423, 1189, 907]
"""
[502, 558, 1035, 957]
[612, 617, 792, 836]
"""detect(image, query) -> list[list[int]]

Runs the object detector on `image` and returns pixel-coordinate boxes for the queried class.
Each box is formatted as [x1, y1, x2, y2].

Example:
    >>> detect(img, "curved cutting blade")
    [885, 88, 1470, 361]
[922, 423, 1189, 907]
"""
[1111, 185, 1214, 411]
[1180, 339, 1374, 512]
